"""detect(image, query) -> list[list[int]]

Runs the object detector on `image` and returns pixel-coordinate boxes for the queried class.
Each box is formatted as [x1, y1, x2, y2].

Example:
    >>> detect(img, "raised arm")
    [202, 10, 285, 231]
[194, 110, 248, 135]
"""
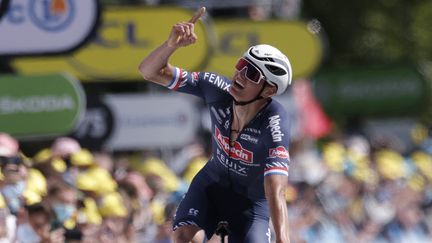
[264, 174, 290, 243]
[138, 7, 206, 86]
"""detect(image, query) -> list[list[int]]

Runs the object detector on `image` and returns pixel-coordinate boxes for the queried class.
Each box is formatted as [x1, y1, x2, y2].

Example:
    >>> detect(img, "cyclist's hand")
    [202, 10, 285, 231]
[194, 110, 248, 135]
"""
[167, 7, 205, 48]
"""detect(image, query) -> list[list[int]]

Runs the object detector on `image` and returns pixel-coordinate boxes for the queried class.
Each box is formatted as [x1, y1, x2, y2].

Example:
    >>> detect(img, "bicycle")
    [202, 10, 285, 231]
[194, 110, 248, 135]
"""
[215, 221, 229, 243]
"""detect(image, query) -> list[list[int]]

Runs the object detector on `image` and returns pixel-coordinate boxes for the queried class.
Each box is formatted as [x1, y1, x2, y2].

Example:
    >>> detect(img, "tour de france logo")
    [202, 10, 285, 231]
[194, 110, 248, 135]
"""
[29, 0, 74, 32]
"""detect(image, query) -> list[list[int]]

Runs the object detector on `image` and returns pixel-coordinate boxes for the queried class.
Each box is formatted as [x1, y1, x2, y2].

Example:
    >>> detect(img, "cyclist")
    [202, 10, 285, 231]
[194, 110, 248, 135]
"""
[139, 7, 292, 243]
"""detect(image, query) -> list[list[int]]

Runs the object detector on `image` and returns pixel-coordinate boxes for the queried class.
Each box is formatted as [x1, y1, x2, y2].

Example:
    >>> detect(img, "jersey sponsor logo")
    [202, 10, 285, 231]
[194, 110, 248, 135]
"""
[268, 146, 290, 159]
[240, 134, 258, 144]
[216, 148, 247, 176]
[215, 127, 253, 163]
[266, 228, 271, 243]
[244, 127, 261, 134]
[267, 115, 284, 142]
[188, 208, 199, 216]
[224, 120, 230, 129]
[204, 72, 230, 91]
[225, 107, 231, 115]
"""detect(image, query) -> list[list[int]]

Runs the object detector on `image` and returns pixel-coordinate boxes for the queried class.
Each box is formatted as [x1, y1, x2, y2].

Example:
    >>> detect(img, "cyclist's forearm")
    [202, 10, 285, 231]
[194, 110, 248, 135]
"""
[265, 176, 290, 243]
[138, 41, 178, 85]
[271, 197, 290, 243]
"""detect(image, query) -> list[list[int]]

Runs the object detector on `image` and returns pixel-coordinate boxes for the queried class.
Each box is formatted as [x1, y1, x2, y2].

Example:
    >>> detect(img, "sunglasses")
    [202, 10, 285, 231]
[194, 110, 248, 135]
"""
[235, 58, 266, 84]
[0, 156, 22, 165]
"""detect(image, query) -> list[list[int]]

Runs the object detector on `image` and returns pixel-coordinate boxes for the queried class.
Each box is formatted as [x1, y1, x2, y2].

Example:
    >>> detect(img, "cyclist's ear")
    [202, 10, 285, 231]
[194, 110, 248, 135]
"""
[262, 83, 277, 98]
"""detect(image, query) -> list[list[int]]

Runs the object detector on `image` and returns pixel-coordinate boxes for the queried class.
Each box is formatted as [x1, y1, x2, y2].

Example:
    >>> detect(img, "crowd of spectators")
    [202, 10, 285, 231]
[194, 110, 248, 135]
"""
[0, 133, 197, 243]
[287, 126, 432, 243]
[1, 121, 432, 242]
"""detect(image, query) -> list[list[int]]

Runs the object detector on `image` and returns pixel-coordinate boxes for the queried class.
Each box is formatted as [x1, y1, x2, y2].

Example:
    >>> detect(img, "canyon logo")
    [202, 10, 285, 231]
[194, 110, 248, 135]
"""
[215, 127, 253, 164]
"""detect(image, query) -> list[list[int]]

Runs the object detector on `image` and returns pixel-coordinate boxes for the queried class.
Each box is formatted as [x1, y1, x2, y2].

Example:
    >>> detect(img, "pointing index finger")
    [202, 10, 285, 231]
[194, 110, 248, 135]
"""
[189, 7, 206, 24]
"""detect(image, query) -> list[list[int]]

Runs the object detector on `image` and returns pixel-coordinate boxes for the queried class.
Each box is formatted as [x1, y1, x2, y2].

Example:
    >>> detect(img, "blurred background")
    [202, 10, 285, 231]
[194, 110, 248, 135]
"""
[1, 0, 432, 242]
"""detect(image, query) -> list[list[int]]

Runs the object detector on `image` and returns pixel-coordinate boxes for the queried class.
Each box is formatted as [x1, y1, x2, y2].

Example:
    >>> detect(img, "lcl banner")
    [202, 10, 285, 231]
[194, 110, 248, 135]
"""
[0, 0, 100, 56]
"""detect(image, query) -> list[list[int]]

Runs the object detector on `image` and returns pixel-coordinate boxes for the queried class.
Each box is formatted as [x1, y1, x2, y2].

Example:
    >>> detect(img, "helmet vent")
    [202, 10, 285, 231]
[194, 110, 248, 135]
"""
[249, 49, 271, 62]
[265, 64, 287, 76]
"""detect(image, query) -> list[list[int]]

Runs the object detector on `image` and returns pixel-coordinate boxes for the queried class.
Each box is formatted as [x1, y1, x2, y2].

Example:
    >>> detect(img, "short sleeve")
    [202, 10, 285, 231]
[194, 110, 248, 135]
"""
[263, 113, 291, 177]
[166, 67, 232, 103]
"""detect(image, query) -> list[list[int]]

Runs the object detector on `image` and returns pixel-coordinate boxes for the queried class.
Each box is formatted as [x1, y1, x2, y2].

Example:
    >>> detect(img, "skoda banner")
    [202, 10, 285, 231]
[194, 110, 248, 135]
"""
[0, 0, 100, 56]
[11, 7, 210, 81]
[104, 94, 199, 150]
[207, 20, 323, 80]
[0, 73, 86, 138]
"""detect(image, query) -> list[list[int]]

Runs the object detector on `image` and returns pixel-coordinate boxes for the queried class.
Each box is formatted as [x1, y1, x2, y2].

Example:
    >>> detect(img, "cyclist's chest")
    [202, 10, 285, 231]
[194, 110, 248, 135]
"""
[209, 104, 266, 170]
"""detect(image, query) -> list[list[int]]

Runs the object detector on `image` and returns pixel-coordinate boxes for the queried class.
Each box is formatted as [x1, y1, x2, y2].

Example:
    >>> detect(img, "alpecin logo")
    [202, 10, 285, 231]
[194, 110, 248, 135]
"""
[267, 115, 284, 142]
[269, 146, 290, 159]
[215, 127, 253, 163]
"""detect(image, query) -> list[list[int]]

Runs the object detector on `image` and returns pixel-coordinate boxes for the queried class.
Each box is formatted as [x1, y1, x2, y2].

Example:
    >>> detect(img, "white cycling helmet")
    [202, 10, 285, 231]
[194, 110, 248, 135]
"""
[243, 44, 292, 95]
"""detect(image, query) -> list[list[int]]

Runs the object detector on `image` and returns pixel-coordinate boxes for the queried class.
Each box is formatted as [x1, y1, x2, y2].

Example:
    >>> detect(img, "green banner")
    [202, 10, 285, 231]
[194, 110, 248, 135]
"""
[0, 73, 85, 138]
[314, 66, 429, 117]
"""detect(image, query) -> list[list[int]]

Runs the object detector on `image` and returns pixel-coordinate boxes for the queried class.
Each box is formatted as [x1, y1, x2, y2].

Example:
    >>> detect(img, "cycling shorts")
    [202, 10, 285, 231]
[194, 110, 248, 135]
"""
[173, 169, 271, 243]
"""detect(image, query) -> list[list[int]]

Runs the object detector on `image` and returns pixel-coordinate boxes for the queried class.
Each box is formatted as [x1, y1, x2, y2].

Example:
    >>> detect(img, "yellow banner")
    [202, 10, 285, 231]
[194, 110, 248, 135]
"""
[11, 7, 211, 81]
[206, 20, 322, 80]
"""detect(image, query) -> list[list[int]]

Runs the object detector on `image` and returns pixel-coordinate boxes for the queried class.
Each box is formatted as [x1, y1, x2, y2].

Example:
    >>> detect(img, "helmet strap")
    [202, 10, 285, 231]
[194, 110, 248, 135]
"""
[233, 82, 267, 106]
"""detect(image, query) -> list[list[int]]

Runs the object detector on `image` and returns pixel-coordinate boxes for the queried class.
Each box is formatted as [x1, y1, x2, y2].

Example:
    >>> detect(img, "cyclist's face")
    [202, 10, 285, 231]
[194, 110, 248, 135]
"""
[229, 67, 266, 101]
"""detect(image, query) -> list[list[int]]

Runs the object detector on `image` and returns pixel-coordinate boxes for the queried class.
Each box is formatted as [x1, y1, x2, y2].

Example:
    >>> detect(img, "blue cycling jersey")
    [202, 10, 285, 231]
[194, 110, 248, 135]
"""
[167, 67, 291, 200]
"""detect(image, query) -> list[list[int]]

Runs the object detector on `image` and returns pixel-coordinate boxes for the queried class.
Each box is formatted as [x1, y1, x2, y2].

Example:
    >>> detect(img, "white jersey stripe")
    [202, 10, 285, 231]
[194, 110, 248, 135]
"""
[167, 67, 181, 90]
[264, 169, 289, 177]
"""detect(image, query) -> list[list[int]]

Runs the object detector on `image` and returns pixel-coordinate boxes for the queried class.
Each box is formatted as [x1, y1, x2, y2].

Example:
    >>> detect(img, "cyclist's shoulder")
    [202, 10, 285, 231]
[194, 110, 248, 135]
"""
[258, 100, 290, 143]
[262, 99, 289, 121]
[198, 71, 232, 85]
[196, 71, 232, 101]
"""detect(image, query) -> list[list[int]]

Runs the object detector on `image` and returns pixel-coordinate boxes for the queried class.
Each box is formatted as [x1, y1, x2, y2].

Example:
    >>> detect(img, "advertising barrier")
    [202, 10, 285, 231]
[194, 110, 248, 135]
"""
[0, 73, 86, 138]
[104, 93, 199, 150]
[11, 7, 210, 81]
[0, 0, 100, 56]
[70, 95, 114, 150]
[314, 66, 429, 117]
[0, 0, 11, 21]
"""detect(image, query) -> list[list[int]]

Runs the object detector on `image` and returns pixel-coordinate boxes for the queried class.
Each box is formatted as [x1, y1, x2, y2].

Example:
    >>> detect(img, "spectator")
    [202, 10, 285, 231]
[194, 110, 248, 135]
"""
[0, 156, 27, 215]
[19, 203, 65, 243]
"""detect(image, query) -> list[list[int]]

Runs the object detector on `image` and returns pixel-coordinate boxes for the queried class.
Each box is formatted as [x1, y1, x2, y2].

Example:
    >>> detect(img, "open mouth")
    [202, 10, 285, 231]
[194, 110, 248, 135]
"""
[233, 80, 245, 90]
